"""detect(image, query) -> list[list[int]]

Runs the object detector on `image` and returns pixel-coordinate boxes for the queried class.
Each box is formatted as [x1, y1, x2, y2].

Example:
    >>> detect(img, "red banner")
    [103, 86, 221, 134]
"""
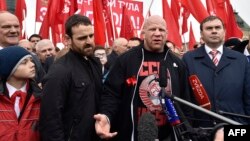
[36, 0, 143, 30]
[36, 0, 48, 22]
[78, 0, 143, 30]
[0, 0, 7, 10]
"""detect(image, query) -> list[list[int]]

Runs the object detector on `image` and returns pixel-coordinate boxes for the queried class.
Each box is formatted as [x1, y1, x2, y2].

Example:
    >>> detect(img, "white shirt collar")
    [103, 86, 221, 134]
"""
[244, 46, 250, 56]
[205, 44, 223, 55]
[6, 82, 27, 98]
[0, 46, 3, 50]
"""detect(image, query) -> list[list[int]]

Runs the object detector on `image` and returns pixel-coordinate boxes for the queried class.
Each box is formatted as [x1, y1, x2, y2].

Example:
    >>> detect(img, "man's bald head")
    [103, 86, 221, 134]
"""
[141, 15, 167, 34]
[141, 15, 168, 52]
[19, 39, 33, 53]
[112, 37, 128, 55]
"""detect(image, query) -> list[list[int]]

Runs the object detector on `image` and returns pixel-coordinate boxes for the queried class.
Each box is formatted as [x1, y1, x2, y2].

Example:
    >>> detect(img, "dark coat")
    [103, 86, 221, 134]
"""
[182, 46, 250, 126]
[232, 40, 249, 53]
[32, 54, 45, 83]
[43, 56, 55, 73]
[106, 51, 118, 69]
[40, 50, 103, 141]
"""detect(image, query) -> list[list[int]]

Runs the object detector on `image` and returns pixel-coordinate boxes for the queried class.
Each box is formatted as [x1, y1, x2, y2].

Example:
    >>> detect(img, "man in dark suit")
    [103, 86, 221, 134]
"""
[182, 16, 250, 127]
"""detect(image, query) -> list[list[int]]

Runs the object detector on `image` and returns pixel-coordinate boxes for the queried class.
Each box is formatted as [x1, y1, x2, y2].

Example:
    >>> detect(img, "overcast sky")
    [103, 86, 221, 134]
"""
[231, 0, 250, 26]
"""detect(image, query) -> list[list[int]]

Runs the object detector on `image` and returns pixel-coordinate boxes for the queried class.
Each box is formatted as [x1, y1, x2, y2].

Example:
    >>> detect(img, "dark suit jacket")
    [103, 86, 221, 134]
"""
[31, 54, 45, 83]
[43, 56, 55, 73]
[107, 51, 118, 69]
[182, 46, 250, 126]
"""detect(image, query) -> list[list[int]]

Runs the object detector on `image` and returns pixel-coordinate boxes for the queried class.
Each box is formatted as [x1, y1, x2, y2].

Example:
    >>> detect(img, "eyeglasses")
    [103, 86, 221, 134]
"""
[94, 53, 106, 58]
[31, 40, 40, 43]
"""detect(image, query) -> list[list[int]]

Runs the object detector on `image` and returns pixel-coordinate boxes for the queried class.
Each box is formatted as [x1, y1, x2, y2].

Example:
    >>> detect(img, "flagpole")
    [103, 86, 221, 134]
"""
[109, 1, 116, 41]
[104, 28, 109, 48]
[34, 0, 37, 34]
[145, 0, 154, 19]
[140, 0, 154, 32]
[34, 19, 36, 34]
[182, 34, 188, 52]
[102, 11, 110, 47]
[23, 9, 27, 39]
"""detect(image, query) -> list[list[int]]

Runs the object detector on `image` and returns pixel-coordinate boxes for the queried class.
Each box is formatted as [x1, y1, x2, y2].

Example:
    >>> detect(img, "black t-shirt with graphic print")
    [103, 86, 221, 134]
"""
[134, 48, 172, 140]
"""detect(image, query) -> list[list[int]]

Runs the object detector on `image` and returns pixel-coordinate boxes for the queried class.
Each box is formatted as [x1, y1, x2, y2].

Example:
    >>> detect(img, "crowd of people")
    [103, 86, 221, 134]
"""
[0, 10, 250, 141]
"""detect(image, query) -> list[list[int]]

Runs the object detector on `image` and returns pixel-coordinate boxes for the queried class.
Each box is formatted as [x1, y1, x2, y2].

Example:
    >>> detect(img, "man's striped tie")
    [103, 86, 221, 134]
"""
[210, 50, 219, 66]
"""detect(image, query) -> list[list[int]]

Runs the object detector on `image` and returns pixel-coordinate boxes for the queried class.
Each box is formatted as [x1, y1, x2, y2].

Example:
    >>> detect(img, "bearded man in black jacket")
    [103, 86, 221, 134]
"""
[40, 15, 103, 141]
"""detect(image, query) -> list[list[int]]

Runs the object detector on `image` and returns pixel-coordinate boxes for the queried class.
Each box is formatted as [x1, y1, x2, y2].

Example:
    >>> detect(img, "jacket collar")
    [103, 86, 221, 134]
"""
[193, 45, 238, 71]
[134, 42, 170, 59]
[0, 79, 42, 98]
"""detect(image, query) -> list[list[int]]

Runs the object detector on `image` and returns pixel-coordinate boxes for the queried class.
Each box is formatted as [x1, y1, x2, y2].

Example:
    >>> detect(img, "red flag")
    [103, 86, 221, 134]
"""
[0, 0, 7, 10]
[180, 0, 209, 23]
[120, 6, 136, 40]
[171, 0, 180, 30]
[69, 0, 78, 16]
[162, 0, 182, 48]
[225, 0, 243, 39]
[213, 0, 227, 26]
[181, 7, 190, 34]
[15, 0, 26, 39]
[39, 14, 49, 40]
[93, 0, 106, 46]
[36, 0, 48, 22]
[60, 0, 78, 38]
[39, 0, 59, 40]
[102, 0, 117, 46]
[55, 0, 78, 44]
[39, 0, 77, 44]
[188, 22, 196, 51]
[79, 0, 85, 15]
[206, 0, 216, 15]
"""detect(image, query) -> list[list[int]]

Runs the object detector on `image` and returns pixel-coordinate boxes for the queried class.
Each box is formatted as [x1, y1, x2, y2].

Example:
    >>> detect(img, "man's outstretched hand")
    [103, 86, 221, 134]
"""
[94, 114, 118, 139]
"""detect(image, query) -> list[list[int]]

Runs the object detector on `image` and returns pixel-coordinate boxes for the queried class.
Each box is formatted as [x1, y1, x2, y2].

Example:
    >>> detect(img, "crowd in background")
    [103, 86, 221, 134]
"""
[1, 10, 250, 141]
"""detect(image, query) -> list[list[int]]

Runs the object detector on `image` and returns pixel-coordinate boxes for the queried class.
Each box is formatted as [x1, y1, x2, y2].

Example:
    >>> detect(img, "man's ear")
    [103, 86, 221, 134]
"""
[200, 32, 204, 41]
[64, 34, 71, 47]
[140, 30, 145, 39]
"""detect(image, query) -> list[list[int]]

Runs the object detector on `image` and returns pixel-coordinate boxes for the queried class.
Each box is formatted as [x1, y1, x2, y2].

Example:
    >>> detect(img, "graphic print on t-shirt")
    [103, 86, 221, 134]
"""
[139, 74, 162, 111]
[139, 67, 171, 112]
[136, 50, 174, 138]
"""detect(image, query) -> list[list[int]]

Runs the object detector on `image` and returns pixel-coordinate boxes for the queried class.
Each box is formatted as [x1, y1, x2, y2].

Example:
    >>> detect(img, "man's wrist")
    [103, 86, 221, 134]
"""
[103, 114, 110, 125]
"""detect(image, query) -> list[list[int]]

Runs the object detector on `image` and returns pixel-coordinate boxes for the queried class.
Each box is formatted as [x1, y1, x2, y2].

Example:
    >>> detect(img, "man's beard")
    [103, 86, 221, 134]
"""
[81, 45, 94, 57]
[71, 42, 94, 57]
